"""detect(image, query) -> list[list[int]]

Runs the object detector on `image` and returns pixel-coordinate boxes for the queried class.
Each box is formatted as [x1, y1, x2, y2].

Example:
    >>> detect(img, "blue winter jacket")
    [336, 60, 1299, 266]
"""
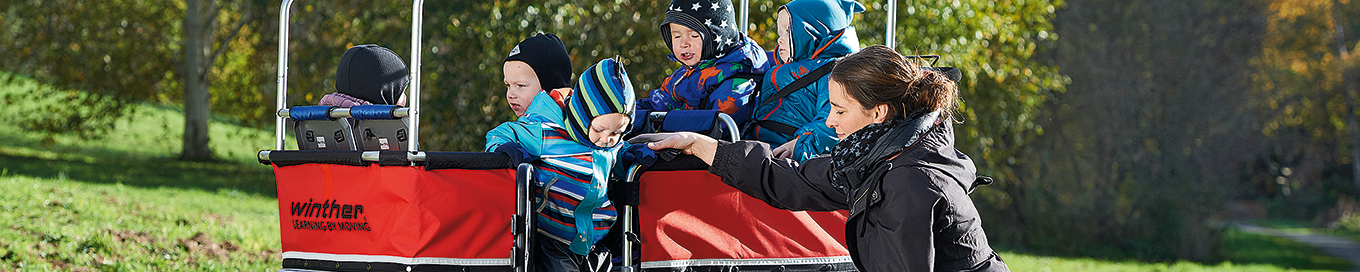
[747, 0, 863, 162]
[640, 36, 769, 127]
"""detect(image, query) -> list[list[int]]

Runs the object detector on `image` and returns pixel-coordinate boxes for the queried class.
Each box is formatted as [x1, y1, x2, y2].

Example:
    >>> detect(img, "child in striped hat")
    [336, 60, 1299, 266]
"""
[485, 58, 652, 272]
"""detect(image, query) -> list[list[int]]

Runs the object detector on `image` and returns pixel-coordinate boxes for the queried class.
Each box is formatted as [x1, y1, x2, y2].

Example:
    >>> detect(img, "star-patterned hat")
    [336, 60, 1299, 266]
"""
[660, 0, 744, 62]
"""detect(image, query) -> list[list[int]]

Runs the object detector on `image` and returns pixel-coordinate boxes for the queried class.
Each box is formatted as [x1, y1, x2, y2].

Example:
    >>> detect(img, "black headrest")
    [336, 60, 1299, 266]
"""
[926, 67, 962, 83]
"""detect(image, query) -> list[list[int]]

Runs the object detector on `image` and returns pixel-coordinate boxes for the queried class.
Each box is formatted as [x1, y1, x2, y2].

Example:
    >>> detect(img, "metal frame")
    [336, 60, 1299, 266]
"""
[716, 113, 740, 143]
[642, 111, 742, 143]
[515, 163, 536, 272]
[886, 0, 897, 49]
[739, 0, 749, 33]
[618, 165, 645, 272]
[274, 0, 423, 152]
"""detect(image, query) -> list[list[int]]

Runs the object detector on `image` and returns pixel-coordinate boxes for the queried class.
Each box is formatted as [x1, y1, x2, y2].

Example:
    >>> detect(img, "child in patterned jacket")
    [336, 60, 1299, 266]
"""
[486, 58, 655, 272]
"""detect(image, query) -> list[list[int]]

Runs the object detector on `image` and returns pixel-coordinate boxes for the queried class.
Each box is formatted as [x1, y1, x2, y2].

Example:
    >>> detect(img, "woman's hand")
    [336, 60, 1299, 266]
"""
[771, 140, 797, 159]
[628, 132, 719, 165]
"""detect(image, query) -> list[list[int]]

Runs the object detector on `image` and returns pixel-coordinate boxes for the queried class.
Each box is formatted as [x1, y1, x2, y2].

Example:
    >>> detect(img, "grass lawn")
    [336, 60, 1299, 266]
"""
[0, 73, 280, 270]
[0, 72, 1354, 271]
[994, 227, 1352, 272]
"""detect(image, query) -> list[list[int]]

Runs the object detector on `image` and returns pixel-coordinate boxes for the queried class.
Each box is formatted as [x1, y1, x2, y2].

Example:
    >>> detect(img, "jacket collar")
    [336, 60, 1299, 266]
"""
[840, 110, 943, 188]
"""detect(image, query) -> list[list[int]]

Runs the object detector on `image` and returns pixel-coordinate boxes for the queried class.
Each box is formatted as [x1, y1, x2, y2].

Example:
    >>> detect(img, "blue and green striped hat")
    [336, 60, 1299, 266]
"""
[562, 58, 636, 149]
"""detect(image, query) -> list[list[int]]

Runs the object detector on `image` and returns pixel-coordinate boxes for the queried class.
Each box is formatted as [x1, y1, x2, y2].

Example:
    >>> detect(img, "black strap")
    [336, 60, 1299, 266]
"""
[758, 59, 837, 109]
[753, 120, 799, 136]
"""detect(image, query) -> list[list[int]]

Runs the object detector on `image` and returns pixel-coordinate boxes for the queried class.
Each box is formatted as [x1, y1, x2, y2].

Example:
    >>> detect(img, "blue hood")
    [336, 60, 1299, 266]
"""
[782, 0, 864, 62]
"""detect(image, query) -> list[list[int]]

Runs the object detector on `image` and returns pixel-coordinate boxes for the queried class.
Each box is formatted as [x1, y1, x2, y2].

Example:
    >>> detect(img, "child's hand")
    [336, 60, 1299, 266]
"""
[621, 144, 658, 167]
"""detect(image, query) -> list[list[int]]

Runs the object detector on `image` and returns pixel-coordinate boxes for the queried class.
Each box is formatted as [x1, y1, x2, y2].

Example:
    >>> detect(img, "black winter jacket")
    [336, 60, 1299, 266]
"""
[708, 119, 1008, 272]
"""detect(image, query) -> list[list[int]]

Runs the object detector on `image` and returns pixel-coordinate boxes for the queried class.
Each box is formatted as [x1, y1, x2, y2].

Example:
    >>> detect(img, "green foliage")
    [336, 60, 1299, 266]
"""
[996, 0, 1272, 260]
[863, 0, 1068, 188]
[1248, 0, 1360, 206]
[0, 0, 180, 140]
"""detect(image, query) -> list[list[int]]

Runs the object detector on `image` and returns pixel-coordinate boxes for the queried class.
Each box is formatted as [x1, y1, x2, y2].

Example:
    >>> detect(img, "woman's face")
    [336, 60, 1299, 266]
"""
[669, 23, 704, 67]
[503, 61, 542, 117]
[826, 79, 884, 139]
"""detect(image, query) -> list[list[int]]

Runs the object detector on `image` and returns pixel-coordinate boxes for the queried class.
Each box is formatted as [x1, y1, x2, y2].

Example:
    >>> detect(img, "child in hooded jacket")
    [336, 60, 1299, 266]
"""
[486, 58, 653, 272]
[504, 33, 573, 123]
[636, 0, 769, 129]
[318, 44, 408, 107]
[747, 0, 863, 162]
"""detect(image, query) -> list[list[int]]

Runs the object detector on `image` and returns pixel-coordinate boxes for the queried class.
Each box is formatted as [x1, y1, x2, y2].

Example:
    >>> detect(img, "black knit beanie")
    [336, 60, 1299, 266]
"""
[335, 44, 408, 105]
[504, 33, 573, 90]
[661, 0, 745, 61]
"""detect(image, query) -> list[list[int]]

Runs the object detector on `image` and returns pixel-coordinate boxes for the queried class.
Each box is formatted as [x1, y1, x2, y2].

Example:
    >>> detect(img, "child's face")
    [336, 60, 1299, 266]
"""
[668, 23, 704, 67]
[503, 61, 542, 117]
[587, 113, 631, 147]
[776, 9, 792, 63]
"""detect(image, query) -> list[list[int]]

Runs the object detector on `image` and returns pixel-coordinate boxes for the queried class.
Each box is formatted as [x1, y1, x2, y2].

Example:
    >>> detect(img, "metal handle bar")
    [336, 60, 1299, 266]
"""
[275, 0, 424, 151]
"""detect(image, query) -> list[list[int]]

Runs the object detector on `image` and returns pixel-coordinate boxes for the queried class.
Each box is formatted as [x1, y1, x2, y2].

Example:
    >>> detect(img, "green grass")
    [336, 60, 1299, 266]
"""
[0, 73, 280, 270]
[0, 174, 279, 271]
[994, 227, 1352, 272]
[0, 72, 1354, 271]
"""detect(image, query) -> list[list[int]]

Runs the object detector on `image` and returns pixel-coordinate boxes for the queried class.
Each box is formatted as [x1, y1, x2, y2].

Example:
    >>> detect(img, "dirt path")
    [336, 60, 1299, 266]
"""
[1236, 222, 1360, 271]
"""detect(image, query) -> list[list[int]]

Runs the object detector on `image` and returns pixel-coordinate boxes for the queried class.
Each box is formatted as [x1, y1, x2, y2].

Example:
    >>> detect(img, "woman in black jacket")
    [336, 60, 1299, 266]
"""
[631, 45, 1009, 272]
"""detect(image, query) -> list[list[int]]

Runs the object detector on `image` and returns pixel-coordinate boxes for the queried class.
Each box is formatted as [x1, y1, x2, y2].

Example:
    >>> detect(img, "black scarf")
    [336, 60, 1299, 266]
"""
[829, 111, 942, 191]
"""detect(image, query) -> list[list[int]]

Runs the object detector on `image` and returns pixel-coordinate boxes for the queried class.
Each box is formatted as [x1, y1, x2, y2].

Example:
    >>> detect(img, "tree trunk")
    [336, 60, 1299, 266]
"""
[181, 0, 216, 161]
[1335, 0, 1359, 191]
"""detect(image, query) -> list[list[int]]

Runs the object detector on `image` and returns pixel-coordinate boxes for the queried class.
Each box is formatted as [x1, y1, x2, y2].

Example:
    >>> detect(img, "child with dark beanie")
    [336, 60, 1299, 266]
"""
[504, 33, 574, 122]
[318, 44, 409, 107]
[635, 0, 769, 128]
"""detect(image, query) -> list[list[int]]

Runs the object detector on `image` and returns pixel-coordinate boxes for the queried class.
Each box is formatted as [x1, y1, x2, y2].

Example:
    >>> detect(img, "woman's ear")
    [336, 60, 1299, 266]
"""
[873, 104, 890, 123]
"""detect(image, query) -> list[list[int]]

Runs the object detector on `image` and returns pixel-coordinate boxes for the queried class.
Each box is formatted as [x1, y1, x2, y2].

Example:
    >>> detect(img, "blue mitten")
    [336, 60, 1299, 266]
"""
[494, 142, 532, 166]
[620, 144, 658, 167]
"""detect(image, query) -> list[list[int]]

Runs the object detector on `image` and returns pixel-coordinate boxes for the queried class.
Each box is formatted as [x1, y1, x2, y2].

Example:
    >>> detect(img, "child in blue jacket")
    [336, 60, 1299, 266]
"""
[747, 0, 863, 162]
[486, 58, 652, 272]
[503, 33, 572, 123]
[637, 0, 770, 129]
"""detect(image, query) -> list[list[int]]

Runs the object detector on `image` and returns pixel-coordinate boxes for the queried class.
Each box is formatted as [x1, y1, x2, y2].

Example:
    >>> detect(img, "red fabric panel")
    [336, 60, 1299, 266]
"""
[275, 164, 515, 259]
[638, 170, 850, 262]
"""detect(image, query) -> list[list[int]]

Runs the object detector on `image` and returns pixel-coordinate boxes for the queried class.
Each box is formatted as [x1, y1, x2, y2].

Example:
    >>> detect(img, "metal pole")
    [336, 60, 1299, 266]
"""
[739, 0, 749, 34]
[886, 0, 897, 49]
[408, 0, 424, 152]
[620, 166, 641, 272]
[275, 0, 295, 150]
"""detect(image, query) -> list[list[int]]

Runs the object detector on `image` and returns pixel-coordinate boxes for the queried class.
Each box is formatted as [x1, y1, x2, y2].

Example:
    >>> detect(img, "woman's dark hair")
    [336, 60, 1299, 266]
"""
[828, 45, 957, 121]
